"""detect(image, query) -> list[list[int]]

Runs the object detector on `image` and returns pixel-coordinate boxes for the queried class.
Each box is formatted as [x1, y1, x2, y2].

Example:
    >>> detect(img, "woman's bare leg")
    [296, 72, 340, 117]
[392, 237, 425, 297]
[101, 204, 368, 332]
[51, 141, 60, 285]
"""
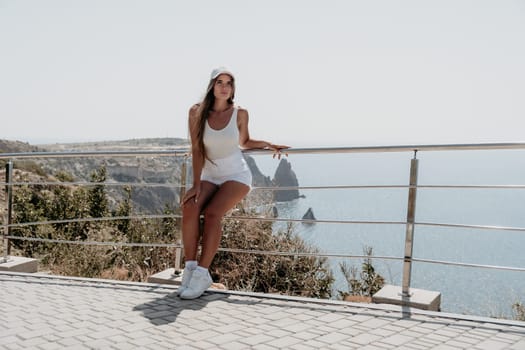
[198, 181, 250, 268]
[181, 181, 218, 261]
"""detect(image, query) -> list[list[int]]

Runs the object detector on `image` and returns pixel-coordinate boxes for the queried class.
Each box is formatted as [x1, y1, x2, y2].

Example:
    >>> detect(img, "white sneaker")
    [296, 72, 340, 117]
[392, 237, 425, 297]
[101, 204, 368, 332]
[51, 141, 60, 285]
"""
[180, 268, 212, 299]
[177, 266, 195, 296]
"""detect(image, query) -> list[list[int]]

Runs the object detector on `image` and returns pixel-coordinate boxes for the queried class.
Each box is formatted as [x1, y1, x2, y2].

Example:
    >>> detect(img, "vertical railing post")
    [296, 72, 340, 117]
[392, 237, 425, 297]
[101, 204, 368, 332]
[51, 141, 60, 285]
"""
[401, 151, 419, 297]
[2, 160, 13, 263]
[174, 155, 188, 274]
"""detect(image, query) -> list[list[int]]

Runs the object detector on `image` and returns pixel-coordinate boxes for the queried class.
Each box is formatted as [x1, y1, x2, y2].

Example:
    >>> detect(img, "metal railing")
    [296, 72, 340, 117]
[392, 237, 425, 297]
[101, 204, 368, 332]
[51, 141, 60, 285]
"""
[2, 142, 525, 301]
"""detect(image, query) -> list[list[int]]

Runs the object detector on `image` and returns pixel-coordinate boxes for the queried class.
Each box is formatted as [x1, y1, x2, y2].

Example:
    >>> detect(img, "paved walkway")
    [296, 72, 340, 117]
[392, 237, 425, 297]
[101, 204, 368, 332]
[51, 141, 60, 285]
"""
[1, 272, 524, 350]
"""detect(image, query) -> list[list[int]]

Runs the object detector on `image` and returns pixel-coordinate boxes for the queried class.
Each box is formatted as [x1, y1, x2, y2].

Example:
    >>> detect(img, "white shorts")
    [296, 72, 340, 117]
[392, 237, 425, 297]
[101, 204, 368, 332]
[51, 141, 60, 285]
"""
[201, 152, 252, 188]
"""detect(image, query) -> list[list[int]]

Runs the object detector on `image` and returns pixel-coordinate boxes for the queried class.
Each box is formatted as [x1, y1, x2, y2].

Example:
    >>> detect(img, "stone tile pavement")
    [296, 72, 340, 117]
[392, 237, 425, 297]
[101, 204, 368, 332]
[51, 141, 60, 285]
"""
[1, 271, 524, 349]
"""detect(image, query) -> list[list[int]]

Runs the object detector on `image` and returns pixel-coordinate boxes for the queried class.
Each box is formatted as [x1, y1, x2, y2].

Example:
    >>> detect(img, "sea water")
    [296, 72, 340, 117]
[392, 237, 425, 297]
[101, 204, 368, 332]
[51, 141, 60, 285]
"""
[250, 149, 525, 318]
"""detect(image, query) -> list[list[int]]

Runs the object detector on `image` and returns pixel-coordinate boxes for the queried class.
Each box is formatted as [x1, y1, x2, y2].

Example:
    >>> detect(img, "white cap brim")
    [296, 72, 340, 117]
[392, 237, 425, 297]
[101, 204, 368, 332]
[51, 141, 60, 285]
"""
[211, 67, 234, 80]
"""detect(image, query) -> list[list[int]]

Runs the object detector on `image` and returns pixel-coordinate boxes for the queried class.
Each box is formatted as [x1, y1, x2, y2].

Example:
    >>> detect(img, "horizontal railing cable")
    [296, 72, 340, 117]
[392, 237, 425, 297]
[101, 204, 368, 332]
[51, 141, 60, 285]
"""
[411, 257, 525, 272]
[3, 235, 402, 261]
[2, 181, 184, 188]
[231, 215, 407, 226]
[255, 184, 525, 190]
[417, 184, 525, 189]
[5, 215, 407, 229]
[5, 235, 182, 248]
[7, 213, 525, 233]
[6, 235, 524, 272]
[5, 182, 525, 191]
[6, 214, 180, 228]
[415, 221, 525, 233]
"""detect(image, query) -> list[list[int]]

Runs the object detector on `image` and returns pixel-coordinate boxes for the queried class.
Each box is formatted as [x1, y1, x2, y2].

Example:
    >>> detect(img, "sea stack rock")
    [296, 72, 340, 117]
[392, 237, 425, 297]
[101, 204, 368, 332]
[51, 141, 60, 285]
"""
[273, 158, 300, 202]
[302, 207, 316, 222]
[244, 155, 273, 188]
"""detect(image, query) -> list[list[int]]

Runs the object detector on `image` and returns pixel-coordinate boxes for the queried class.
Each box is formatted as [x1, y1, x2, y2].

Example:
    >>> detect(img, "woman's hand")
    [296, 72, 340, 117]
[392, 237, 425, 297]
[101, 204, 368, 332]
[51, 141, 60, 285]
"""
[182, 185, 201, 206]
[268, 144, 290, 159]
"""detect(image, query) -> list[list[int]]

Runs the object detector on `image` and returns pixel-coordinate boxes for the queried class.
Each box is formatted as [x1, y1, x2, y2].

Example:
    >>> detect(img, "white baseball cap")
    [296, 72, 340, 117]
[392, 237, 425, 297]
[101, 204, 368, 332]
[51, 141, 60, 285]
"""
[210, 67, 235, 80]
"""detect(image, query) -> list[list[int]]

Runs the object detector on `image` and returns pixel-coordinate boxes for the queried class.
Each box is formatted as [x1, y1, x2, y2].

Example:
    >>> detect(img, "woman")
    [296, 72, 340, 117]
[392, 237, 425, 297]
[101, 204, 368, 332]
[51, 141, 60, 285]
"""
[179, 67, 289, 299]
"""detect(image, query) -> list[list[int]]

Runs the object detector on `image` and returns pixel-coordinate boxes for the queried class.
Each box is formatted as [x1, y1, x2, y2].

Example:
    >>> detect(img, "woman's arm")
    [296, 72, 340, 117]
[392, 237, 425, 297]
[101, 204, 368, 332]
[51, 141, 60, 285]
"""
[188, 105, 204, 185]
[237, 108, 289, 152]
[183, 105, 205, 204]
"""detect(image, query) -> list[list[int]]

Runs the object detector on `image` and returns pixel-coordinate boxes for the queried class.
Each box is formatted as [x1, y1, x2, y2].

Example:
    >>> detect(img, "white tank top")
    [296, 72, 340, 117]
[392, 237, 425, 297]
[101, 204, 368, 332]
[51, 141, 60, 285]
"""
[203, 107, 241, 160]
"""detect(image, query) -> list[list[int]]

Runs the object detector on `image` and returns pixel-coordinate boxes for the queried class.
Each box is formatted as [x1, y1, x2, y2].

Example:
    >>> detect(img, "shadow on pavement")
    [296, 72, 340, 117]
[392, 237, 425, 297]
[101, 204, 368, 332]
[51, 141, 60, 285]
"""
[133, 289, 212, 325]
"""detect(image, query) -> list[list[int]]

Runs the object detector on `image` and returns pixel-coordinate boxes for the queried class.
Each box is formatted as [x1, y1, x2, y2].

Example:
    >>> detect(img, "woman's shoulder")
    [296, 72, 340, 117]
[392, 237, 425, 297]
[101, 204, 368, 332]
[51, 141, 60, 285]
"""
[236, 106, 249, 117]
[189, 103, 200, 113]
[188, 104, 200, 118]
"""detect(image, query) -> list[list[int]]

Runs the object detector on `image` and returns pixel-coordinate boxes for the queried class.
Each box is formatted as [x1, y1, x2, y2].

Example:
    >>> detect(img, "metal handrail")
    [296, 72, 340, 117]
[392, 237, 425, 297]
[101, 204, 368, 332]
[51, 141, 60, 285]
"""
[3, 142, 525, 300]
[2, 141, 525, 160]
[0, 149, 189, 159]
[285, 142, 525, 153]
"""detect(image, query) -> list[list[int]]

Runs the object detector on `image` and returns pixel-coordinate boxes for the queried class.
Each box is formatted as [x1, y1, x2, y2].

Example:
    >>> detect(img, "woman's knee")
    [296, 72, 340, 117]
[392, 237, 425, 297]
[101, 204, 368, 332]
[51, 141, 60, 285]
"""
[203, 207, 222, 224]
[182, 204, 201, 221]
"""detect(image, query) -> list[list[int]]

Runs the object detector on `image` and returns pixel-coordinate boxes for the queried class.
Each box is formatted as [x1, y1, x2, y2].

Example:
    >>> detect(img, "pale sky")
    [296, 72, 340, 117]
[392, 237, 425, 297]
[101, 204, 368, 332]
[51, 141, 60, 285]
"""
[1, 0, 524, 147]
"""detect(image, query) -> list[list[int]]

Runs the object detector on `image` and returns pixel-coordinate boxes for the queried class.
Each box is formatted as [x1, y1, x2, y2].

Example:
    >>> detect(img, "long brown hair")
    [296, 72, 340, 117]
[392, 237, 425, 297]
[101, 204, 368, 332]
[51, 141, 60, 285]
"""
[194, 74, 235, 163]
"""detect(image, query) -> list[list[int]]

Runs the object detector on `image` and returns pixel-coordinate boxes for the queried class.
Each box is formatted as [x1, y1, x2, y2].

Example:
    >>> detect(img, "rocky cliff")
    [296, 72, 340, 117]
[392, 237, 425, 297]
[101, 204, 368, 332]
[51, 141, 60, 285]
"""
[273, 158, 300, 202]
[244, 155, 273, 188]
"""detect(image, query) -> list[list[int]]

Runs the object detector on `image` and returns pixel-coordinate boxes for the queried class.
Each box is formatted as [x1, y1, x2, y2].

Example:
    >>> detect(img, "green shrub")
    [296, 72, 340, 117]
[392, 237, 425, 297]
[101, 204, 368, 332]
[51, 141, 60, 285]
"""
[339, 246, 385, 299]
